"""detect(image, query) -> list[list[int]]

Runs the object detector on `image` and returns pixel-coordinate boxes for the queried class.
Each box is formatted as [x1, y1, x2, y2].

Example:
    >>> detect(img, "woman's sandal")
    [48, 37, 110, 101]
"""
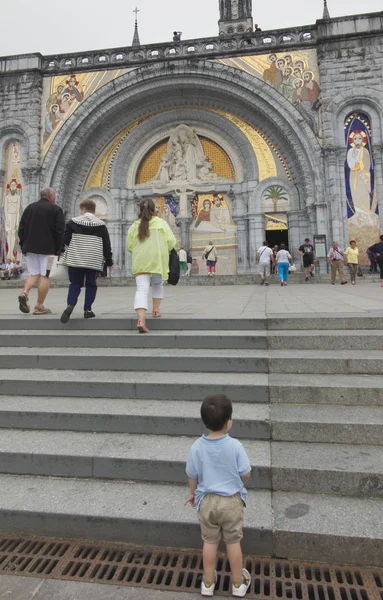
[152, 311, 162, 318]
[137, 320, 149, 334]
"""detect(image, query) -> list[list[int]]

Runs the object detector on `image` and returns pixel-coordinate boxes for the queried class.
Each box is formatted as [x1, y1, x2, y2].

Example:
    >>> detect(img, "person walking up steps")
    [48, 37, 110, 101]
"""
[185, 394, 252, 597]
[298, 238, 316, 281]
[18, 187, 65, 315]
[127, 198, 176, 333]
[60, 199, 113, 323]
[276, 243, 292, 286]
[255, 241, 274, 286]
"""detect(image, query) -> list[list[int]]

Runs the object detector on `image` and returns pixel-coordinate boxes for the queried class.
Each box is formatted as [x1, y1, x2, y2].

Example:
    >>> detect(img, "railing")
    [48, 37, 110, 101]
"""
[42, 28, 316, 74]
[0, 26, 317, 75]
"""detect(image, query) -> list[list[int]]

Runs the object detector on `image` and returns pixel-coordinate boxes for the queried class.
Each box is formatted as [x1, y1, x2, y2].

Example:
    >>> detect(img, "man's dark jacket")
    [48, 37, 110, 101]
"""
[18, 199, 65, 255]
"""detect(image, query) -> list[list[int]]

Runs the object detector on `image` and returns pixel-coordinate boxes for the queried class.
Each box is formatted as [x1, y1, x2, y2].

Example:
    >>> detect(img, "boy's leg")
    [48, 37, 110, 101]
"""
[84, 269, 98, 311]
[202, 542, 219, 584]
[226, 543, 244, 583]
[67, 267, 84, 307]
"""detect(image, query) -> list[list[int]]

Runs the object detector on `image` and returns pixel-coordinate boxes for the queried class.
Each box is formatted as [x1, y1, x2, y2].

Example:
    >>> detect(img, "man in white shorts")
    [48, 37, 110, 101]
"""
[17, 188, 65, 315]
[255, 241, 274, 286]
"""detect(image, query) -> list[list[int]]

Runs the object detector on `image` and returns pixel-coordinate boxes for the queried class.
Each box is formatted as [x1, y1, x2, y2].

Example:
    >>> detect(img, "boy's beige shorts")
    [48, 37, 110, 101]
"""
[198, 493, 244, 545]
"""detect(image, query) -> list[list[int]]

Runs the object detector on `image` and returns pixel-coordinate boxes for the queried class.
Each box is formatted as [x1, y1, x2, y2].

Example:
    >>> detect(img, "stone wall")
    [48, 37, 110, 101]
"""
[0, 57, 43, 203]
[317, 13, 383, 249]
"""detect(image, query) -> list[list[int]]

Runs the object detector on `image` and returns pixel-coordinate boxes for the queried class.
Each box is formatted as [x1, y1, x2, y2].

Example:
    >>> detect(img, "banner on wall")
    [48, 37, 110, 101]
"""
[265, 213, 288, 231]
[344, 112, 380, 264]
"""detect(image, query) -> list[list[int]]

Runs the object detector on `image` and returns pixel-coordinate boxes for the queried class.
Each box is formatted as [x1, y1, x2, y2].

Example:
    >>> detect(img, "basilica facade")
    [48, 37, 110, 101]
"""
[0, 1, 382, 274]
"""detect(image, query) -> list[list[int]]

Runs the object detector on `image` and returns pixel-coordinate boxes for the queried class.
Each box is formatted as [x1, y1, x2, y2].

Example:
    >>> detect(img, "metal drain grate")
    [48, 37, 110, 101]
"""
[0, 535, 382, 599]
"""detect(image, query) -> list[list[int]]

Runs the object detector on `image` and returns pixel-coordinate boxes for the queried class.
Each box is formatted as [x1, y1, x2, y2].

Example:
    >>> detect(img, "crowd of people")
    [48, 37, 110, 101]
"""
[0, 259, 23, 280]
[256, 237, 383, 287]
[11, 187, 383, 330]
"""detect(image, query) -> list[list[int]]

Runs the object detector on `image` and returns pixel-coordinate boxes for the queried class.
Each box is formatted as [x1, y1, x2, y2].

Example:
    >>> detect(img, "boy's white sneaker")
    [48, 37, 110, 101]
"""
[232, 568, 251, 597]
[201, 571, 217, 596]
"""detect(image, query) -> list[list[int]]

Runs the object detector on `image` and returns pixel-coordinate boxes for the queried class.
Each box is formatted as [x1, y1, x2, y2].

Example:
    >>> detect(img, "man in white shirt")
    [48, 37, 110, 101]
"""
[255, 241, 274, 286]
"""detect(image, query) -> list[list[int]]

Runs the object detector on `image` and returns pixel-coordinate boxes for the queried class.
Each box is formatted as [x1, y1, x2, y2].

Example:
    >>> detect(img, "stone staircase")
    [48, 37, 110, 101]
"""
[0, 315, 382, 567]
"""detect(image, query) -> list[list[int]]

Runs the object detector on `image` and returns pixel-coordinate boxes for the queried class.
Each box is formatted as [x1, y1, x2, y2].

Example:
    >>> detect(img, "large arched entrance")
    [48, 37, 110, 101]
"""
[41, 60, 324, 274]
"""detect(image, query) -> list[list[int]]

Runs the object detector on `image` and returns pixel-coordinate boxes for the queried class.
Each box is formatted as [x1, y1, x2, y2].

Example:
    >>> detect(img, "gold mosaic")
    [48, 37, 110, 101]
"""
[136, 137, 235, 184]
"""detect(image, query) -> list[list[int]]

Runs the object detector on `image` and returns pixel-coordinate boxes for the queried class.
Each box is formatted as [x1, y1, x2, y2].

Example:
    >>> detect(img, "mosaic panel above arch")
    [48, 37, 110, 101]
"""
[136, 136, 235, 185]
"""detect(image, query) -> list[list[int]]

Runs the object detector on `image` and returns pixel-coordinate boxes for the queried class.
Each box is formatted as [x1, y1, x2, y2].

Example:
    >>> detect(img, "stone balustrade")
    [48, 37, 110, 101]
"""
[0, 27, 317, 75]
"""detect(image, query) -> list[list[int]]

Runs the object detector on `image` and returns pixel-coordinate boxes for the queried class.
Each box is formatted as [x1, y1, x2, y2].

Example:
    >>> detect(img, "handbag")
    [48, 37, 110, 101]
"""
[49, 255, 68, 280]
[168, 248, 180, 286]
[357, 265, 364, 277]
[289, 264, 297, 273]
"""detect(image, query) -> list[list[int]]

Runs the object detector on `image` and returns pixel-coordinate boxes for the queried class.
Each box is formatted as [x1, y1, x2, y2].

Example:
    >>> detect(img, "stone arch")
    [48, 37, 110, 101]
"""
[0, 122, 34, 167]
[329, 89, 383, 147]
[252, 177, 300, 213]
[41, 60, 323, 215]
[110, 108, 254, 190]
[75, 187, 116, 220]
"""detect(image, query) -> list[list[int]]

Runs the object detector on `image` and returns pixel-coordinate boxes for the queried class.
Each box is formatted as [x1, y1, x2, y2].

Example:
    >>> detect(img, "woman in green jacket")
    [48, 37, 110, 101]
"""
[127, 198, 176, 333]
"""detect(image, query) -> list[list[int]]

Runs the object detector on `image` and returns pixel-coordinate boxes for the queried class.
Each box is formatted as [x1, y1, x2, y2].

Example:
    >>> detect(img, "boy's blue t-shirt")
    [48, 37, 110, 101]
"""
[186, 434, 251, 511]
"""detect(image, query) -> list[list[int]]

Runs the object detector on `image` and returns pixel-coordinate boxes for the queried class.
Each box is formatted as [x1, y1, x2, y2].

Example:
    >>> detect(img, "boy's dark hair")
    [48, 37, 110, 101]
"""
[80, 199, 96, 214]
[201, 394, 233, 431]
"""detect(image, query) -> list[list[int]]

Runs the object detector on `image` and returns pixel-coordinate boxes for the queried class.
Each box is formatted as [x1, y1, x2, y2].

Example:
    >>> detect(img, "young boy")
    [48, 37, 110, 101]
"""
[60, 199, 113, 323]
[185, 394, 252, 597]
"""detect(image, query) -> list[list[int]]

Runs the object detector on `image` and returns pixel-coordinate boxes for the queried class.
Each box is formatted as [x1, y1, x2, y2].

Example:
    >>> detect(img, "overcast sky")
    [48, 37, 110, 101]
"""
[1, 0, 382, 57]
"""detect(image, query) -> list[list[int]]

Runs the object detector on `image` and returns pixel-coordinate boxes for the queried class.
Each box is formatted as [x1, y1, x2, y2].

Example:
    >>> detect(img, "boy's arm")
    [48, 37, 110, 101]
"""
[237, 443, 252, 486]
[185, 477, 198, 507]
[240, 471, 252, 484]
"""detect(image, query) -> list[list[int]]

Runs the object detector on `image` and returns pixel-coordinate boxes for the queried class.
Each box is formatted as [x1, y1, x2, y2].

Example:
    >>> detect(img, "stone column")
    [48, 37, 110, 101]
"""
[177, 217, 193, 249]
[372, 144, 383, 232]
[314, 202, 329, 274]
[0, 169, 5, 193]
[248, 214, 264, 273]
[21, 166, 41, 208]
[287, 210, 302, 265]
[323, 147, 343, 243]
[234, 217, 249, 274]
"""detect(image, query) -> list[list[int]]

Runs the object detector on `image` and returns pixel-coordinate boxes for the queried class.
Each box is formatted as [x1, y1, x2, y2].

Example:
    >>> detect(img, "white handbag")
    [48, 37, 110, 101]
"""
[49, 256, 68, 280]
[289, 264, 297, 273]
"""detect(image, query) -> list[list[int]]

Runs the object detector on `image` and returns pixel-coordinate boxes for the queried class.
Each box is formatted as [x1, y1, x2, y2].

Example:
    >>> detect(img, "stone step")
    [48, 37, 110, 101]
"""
[0, 347, 270, 373]
[1, 370, 382, 405]
[0, 474, 273, 557]
[271, 404, 383, 445]
[1, 314, 382, 331]
[1, 329, 382, 350]
[273, 490, 383, 566]
[0, 474, 381, 565]
[0, 397, 271, 440]
[266, 314, 383, 331]
[1, 347, 383, 374]
[0, 329, 268, 350]
[0, 317, 266, 331]
[269, 373, 383, 406]
[0, 430, 381, 498]
[1, 397, 381, 445]
[272, 441, 383, 498]
[0, 430, 271, 491]
[268, 330, 383, 350]
[0, 369, 269, 402]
